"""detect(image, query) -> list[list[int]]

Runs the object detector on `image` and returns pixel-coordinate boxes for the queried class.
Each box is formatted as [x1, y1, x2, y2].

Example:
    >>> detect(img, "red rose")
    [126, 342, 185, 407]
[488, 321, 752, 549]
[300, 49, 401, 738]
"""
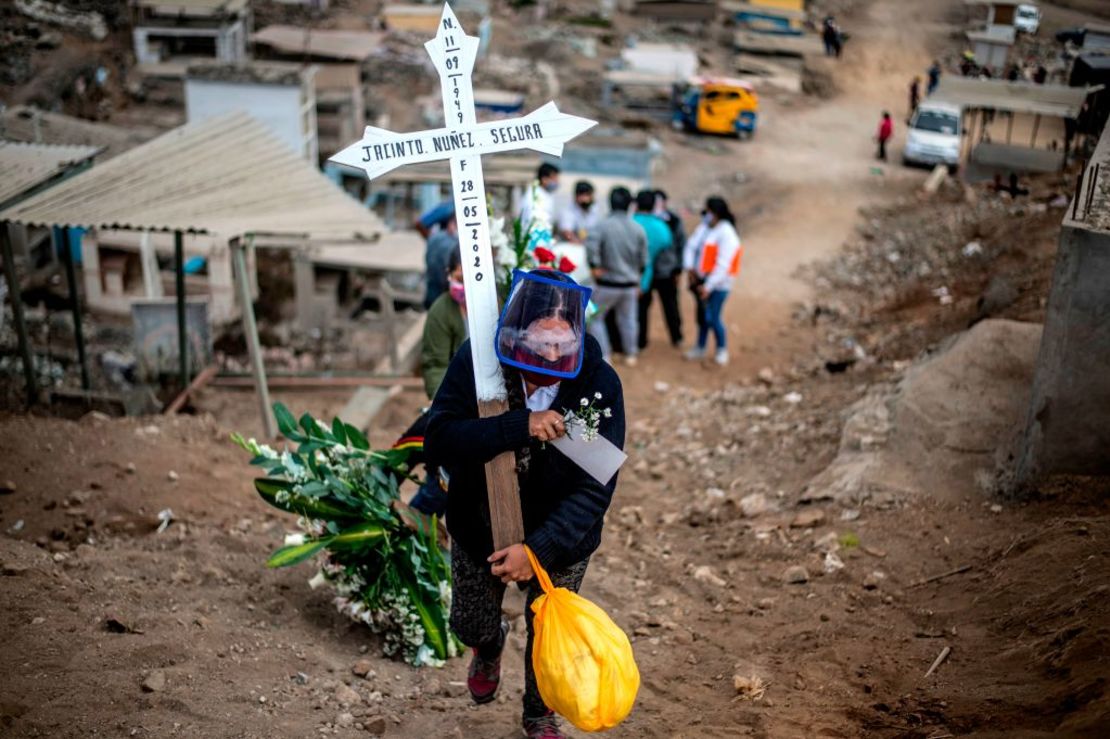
[534, 246, 556, 264]
[557, 255, 577, 274]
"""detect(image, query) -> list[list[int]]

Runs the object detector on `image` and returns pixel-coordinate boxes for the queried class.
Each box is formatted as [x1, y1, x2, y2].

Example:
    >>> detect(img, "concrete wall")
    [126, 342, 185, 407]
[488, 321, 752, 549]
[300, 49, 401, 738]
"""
[1017, 159, 1110, 483]
[133, 19, 247, 64]
[185, 77, 317, 162]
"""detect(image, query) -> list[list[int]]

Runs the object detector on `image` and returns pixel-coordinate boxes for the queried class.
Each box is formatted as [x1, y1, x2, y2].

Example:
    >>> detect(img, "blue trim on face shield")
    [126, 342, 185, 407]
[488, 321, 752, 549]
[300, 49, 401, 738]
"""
[494, 269, 592, 380]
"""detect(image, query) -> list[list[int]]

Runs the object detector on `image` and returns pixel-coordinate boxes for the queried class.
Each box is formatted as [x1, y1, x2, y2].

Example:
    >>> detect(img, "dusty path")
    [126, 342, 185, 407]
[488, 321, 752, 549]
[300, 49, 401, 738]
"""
[11, 1, 1110, 738]
[625, 0, 950, 402]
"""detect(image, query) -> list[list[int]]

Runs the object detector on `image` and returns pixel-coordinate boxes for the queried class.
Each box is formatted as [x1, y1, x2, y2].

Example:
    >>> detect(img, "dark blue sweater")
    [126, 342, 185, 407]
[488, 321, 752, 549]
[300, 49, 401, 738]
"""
[425, 335, 625, 571]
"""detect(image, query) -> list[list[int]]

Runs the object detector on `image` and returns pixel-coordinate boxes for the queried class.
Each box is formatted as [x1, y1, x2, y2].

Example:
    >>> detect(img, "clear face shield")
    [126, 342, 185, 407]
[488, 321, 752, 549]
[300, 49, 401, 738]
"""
[495, 269, 592, 379]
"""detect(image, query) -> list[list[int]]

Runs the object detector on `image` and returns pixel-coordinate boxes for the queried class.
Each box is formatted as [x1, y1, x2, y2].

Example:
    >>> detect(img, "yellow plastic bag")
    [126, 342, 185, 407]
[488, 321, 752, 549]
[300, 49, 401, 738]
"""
[525, 546, 640, 732]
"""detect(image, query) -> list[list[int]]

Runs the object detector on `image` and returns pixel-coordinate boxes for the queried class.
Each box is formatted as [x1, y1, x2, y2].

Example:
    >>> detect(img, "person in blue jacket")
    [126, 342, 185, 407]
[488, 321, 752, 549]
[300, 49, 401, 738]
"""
[425, 269, 625, 739]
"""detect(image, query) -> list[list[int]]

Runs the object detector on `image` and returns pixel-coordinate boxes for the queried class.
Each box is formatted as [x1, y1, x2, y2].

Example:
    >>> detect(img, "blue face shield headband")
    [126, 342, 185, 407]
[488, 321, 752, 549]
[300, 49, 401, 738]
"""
[494, 269, 592, 379]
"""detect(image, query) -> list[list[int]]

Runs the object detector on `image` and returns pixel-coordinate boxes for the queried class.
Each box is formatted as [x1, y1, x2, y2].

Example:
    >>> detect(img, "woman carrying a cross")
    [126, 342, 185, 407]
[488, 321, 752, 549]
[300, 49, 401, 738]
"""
[426, 269, 626, 739]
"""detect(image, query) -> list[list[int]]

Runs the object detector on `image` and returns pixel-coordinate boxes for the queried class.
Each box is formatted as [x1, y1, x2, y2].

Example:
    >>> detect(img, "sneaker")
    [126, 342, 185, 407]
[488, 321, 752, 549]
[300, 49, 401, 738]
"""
[522, 711, 566, 739]
[623, 355, 638, 367]
[468, 619, 509, 705]
[684, 346, 706, 361]
[714, 348, 730, 366]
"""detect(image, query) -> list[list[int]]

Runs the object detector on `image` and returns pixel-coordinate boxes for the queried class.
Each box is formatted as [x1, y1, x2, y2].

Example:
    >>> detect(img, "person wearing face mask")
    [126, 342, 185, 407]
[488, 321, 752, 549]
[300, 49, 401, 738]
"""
[424, 210, 458, 309]
[425, 269, 625, 739]
[683, 196, 742, 366]
[421, 247, 468, 400]
[556, 180, 597, 243]
[517, 162, 561, 231]
[393, 248, 470, 519]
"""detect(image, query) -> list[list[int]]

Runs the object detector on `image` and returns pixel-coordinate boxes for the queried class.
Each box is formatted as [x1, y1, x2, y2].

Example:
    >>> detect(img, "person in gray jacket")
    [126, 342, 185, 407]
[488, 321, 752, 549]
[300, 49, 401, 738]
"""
[586, 187, 648, 366]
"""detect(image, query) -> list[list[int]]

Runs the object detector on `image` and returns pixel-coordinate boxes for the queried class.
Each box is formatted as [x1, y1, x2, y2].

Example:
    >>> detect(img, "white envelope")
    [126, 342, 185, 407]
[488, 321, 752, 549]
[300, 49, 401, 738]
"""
[549, 418, 627, 485]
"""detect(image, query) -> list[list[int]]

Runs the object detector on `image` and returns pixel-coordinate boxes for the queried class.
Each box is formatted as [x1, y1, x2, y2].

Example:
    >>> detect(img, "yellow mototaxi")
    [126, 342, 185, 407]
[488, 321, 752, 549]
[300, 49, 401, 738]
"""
[672, 76, 759, 138]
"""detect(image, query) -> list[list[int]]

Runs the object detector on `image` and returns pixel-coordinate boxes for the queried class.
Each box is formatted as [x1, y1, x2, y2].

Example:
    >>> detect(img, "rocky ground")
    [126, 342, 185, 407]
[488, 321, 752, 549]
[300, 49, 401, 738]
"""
[3, 0, 1110, 736]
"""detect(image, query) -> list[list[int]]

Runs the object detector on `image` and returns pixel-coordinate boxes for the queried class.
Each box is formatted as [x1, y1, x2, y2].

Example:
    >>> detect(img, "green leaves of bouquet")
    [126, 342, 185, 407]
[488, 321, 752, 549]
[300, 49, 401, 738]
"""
[232, 403, 461, 667]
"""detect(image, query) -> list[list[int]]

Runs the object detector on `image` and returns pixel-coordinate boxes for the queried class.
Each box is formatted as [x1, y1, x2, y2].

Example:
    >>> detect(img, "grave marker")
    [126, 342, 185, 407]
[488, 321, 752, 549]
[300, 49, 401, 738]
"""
[329, 3, 596, 548]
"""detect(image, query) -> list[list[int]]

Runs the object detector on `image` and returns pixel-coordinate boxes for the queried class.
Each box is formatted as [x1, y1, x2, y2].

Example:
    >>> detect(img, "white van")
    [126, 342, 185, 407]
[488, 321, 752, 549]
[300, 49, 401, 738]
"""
[1015, 4, 1041, 34]
[903, 102, 962, 170]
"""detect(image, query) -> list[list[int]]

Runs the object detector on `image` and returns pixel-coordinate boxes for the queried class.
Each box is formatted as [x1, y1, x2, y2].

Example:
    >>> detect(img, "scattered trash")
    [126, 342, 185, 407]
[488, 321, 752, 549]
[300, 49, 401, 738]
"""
[924, 646, 952, 678]
[155, 508, 174, 534]
[823, 552, 845, 573]
[931, 286, 954, 306]
[732, 674, 767, 701]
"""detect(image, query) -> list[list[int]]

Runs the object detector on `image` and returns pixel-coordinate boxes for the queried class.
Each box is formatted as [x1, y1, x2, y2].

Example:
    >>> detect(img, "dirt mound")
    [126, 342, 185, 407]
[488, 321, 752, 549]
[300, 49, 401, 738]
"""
[806, 319, 1042, 504]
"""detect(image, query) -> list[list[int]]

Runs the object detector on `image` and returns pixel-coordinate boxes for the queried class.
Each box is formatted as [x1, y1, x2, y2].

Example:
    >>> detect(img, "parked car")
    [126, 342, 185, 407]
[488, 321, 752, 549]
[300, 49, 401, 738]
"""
[1014, 4, 1041, 34]
[903, 102, 962, 171]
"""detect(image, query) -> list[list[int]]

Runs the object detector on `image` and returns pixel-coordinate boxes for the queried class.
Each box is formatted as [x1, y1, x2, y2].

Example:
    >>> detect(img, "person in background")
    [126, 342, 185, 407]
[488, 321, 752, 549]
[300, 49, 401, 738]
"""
[401, 244, 466, 514]
[402, 247, 468, 517]
[422, 247, 468, 400]
[414, 200, 456, 239]
[822, 16, 839, 57]
[586, 186, 648, 366]
[927, 60, 942, 95]
[518, 163, 560, 229]
[684, 197, 742, 366]
[424, 210, 458, 309]
[654, 190, 688, 346]
[908, 76, 921, 120]
[557, 180, 598, 243]
[426, 270, 625, 739]
[632, 190, 680, 350]
[876, 111, 893, 161]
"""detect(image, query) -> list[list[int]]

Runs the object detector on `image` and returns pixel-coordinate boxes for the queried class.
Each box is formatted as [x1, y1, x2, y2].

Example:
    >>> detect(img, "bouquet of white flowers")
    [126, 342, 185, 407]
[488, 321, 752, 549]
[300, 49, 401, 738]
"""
[233, 404, 461, 667]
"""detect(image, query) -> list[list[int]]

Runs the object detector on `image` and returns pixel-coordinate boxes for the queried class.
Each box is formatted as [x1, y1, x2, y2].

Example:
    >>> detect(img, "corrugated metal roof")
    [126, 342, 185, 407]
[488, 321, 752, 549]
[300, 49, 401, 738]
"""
[931, 77, 1096, 118]
[253, 25, 383, 62]
[0, 106, 148, 160]
[0, 111, 389, 242]
[0, 140, 100, 210]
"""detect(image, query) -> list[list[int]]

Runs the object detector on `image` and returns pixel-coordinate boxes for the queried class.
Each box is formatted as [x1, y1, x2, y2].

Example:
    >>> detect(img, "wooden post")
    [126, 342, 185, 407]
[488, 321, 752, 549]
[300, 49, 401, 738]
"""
[231, 236, 276, 439]
[1, 222, 38, 405]
[1030, 113, 1041, 148]
[380, 277, 399, 371]
[59, 227, 91, 390]
[174, 230, 189, 389]
[479, 399, 526, 550]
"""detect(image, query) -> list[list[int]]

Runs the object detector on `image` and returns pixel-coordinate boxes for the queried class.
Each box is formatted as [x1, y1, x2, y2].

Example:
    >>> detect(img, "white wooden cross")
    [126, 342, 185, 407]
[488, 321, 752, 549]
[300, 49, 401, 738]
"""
[329, 3, 596, 549]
